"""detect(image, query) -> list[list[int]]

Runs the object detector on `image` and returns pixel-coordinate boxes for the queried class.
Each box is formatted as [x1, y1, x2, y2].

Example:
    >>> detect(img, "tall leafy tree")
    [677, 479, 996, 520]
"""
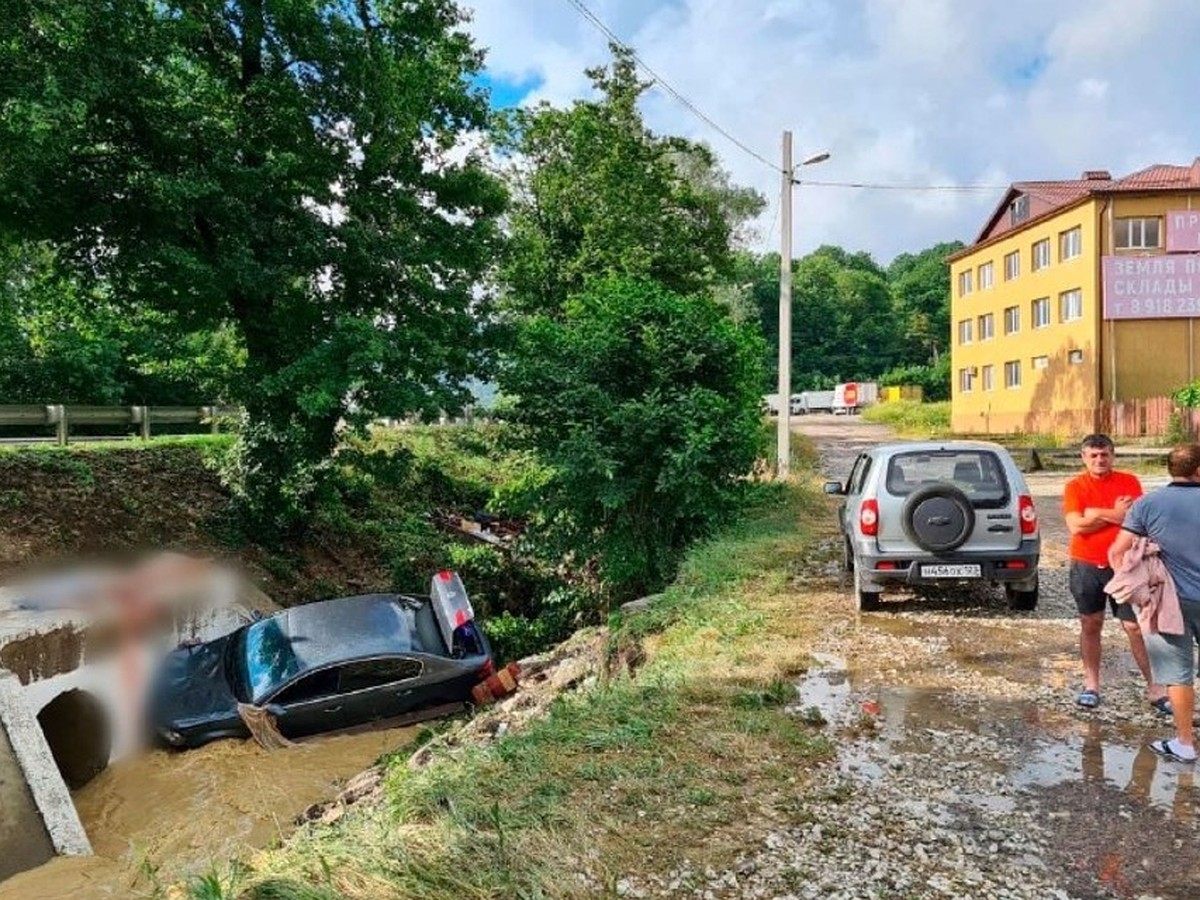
[502, 46, 764, 316]
[0, 0, 506, 529]
[502, 277, 765, 602]
[888, 241, 963, 366]
[498, 51, 767, 604]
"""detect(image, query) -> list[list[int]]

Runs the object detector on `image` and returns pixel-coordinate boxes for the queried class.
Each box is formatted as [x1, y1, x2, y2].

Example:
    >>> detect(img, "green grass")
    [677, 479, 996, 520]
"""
[861, 400, 951, 437]
[210, 448, 833, 899]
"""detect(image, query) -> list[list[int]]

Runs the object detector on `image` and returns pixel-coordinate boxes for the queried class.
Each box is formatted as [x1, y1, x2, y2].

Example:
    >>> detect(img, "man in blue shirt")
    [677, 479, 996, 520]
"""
[1110, 444, 1200, 763]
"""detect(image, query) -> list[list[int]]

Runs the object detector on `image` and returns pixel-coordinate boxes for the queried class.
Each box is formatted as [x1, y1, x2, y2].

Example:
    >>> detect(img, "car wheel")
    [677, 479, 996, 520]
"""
[854, 565, 881, 612]
[901, 483, 975, 553]
[1005, 580, 1039, 611]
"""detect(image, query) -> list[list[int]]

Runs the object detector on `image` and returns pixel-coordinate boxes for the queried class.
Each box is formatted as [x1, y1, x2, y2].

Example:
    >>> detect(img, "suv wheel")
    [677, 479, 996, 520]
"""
[854, 565, 881, 612]
[1005, 578, 1039, 611]
[901, 483, 976, 553]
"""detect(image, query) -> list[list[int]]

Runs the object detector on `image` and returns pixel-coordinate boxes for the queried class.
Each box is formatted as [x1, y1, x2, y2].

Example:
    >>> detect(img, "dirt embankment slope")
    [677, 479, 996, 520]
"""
[0, 445, 391, 604]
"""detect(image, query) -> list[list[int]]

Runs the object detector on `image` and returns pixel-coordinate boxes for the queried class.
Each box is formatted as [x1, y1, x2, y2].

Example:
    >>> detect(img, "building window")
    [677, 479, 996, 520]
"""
[1059, 226, 1082, 261]
[1004, 251, 1020, 281]
[977, 261, 994, 290]
[1115, 217, 1161, 250]
[959, 368, 974, 393]
[982, 364, 994, 391]
[958, 270, 973, 296]
[1068, 349, 1084, 365]
[1010, 195, 1029, 226]
[1032, 355, 1049, 370]
[1004, 360, 1021, 389]
[977, 313, 994, 340]
[1059, 288, 1083, 322]
[1031, 297, 1051, 328]
[1004, 305, 1020, 335]
[958, 319, 973, 344]
[1032, 239, 1051, 271]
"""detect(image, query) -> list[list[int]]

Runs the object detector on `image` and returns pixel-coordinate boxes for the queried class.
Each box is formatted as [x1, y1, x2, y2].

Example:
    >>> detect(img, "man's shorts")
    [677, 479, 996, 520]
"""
[1145, 600, 1200, 685]
[1069, 559, 1137, 622]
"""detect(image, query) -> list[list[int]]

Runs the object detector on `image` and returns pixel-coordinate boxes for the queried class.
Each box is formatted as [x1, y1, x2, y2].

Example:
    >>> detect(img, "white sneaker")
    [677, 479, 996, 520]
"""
[1149, 739, 1197, 762]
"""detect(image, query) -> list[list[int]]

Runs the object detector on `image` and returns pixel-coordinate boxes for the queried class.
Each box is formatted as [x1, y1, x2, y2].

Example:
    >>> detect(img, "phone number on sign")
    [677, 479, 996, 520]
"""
[1106, 296, 1200, 318]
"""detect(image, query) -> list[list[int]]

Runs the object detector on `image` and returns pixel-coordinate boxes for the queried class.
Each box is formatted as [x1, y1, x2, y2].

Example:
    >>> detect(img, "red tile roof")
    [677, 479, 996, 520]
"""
[967, 158, 1200, 249]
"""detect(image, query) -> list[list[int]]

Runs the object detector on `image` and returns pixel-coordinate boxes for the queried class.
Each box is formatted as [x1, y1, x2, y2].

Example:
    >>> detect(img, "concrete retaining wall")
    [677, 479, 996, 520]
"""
[0, 674, 91, 881]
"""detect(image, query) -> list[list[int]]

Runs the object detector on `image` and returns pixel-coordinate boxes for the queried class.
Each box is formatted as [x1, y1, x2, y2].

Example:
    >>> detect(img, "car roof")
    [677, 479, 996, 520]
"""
[266, 594, 421, 672]
[868, 440, 1010, 456]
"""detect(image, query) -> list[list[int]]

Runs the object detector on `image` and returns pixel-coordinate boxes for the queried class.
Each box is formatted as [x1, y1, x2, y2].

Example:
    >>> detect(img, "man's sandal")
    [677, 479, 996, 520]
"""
[1150, 697, 1174, 717]
[1076, 689, 1100, 709]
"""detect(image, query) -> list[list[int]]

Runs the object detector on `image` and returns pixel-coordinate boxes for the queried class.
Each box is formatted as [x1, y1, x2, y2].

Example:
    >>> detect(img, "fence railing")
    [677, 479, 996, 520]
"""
[0, 405, 241, 446]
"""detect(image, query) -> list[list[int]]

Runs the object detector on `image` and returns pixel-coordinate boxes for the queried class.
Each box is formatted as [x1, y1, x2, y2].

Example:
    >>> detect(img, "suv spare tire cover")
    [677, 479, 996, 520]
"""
[901, 483, 976, 552]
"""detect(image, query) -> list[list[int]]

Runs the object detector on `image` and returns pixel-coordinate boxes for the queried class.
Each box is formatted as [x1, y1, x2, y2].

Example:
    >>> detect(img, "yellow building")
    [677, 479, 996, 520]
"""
[948, 161, 1200, 435]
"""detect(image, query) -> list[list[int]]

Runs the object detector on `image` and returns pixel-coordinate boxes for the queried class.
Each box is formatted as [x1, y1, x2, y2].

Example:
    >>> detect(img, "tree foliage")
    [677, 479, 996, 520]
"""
[0, 0, 506, 531]
[497, 51, 767, 604]
[501, 277, 765, 602]
[501, 47, 764, 317]
[747, 240, 961, 392]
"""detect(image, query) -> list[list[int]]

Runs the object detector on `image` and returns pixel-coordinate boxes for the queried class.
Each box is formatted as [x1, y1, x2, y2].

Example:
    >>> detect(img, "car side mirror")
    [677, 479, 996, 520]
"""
[823, 481, 845, 495]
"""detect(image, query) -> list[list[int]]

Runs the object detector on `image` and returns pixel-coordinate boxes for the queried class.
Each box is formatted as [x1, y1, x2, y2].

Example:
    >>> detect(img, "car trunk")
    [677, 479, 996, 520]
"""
[876, 449, 1024, 554]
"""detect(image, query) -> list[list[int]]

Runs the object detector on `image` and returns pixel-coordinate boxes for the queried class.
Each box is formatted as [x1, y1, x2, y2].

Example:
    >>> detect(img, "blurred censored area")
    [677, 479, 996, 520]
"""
[1, 552, 266, 783]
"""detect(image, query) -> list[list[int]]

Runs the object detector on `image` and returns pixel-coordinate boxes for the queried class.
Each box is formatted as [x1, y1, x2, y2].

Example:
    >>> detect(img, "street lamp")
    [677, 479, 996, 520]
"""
[776, 131, 830, 479]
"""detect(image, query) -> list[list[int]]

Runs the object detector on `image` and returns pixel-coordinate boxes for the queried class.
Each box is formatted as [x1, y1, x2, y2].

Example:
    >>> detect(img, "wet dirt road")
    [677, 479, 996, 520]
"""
[0, 722, 420, 899]
[791, 415, 1199, 900]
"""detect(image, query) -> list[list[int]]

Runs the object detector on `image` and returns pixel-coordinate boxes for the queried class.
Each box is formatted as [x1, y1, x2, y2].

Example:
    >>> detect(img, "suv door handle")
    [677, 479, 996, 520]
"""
[323, 706, 342, 714]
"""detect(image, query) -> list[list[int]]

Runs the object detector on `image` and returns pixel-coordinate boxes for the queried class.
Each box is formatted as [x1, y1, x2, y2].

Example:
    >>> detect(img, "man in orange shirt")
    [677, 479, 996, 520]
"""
[1064, 433, 1169, 712]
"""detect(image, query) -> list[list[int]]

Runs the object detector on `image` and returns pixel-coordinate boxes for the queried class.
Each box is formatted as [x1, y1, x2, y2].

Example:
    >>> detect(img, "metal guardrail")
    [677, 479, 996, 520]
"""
[0, 405, 241, 446]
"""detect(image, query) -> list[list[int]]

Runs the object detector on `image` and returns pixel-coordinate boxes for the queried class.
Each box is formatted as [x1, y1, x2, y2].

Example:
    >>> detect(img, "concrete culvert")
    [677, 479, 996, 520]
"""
[37, 689, 111, 789]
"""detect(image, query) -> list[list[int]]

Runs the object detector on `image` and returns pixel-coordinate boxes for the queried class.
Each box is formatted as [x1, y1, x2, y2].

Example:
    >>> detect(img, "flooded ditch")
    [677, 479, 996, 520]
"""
[0, 721, 420, 899]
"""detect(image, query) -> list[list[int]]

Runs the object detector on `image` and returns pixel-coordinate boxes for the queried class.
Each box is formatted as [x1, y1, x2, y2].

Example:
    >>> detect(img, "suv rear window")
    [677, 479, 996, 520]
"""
[885, 450, 1009, 507]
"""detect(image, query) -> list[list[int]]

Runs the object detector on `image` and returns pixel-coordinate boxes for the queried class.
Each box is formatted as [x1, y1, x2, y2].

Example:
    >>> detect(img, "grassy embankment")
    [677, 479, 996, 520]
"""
[181, 438, 837, 900]
[860, 399, 950, 437]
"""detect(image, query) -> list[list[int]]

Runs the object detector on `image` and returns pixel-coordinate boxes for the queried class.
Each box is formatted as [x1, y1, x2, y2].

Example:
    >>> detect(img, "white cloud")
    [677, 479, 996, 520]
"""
[464, 0, 1200, 263]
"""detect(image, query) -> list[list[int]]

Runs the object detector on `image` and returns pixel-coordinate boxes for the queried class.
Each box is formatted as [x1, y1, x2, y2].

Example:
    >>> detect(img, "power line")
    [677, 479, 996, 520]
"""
[796, 179, 1007, 192]
[559, 0, 1012, 196]
[561, 0, 778, 171]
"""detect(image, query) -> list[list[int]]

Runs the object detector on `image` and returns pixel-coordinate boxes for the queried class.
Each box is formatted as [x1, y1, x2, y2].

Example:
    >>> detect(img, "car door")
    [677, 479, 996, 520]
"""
[841, 453, 872, 534]
[336, 657, 426, 728]
[267, 666, 345, 737]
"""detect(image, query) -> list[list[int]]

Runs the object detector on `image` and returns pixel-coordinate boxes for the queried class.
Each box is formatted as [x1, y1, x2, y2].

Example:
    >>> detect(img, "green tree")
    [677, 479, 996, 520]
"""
[501, 277, 765, 603]
[0, 0, 506, 531]
[501, 47, 764, 316]
[888, 240, 963, 366]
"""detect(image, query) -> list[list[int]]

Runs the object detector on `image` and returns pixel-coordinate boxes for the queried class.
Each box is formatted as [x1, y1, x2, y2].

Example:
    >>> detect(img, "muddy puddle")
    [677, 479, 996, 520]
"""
[0, 722, 419, 899]
[795, 654, 1199, 822]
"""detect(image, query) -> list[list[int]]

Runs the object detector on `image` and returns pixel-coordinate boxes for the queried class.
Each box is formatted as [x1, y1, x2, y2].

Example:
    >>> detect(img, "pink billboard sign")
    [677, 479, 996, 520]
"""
[1167, 210, 1200, 253]
[1103, 254, 1200, 319]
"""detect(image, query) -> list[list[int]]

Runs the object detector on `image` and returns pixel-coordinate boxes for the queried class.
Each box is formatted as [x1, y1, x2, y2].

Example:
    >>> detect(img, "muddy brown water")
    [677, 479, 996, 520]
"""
[0, 723, 418, 898]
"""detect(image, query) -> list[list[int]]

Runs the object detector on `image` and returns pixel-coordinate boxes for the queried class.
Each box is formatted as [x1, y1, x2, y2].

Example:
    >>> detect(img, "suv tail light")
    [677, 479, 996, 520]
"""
[1018, 495, 1038, 535]
[859, 498, 879, 536]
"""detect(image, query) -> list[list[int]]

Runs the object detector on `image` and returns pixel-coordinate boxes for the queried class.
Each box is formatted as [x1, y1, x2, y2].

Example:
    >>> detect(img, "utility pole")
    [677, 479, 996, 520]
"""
[776, 131, 793, 480]
[774, 136, 830, 480]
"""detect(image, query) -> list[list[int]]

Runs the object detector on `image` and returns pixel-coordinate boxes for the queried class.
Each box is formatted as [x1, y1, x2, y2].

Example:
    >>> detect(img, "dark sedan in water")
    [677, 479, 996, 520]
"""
[148, 589, 493, 749]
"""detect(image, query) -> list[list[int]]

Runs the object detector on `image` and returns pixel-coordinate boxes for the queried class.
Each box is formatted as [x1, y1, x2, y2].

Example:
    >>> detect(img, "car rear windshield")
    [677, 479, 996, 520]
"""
[885, 450, 1009, 506]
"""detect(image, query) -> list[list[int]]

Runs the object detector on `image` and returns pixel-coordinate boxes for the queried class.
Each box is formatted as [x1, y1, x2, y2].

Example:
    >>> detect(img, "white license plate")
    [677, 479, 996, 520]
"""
[920, 564, 982, 578]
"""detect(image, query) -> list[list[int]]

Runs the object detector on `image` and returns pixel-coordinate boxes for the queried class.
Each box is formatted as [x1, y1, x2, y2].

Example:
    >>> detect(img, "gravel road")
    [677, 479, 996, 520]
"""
[625, 416, 1198, 900]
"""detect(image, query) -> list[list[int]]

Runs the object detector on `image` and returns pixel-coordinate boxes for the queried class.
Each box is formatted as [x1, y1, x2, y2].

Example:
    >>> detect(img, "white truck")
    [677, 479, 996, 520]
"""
[832, 381, 879, 414]
[791, 391, 836, 414]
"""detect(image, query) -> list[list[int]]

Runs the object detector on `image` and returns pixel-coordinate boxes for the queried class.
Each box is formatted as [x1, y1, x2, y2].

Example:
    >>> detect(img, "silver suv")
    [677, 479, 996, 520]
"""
[824, 441, 1040, 611]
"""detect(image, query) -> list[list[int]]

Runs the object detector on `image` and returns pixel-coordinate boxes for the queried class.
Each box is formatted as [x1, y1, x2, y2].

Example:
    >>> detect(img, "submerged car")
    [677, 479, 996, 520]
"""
[823, 441, 1040, 612]
[148, 573, 493, 749]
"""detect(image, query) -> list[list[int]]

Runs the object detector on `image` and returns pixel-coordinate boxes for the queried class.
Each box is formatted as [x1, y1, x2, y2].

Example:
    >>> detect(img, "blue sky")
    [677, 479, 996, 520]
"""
[465, 0, 1200, 263]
